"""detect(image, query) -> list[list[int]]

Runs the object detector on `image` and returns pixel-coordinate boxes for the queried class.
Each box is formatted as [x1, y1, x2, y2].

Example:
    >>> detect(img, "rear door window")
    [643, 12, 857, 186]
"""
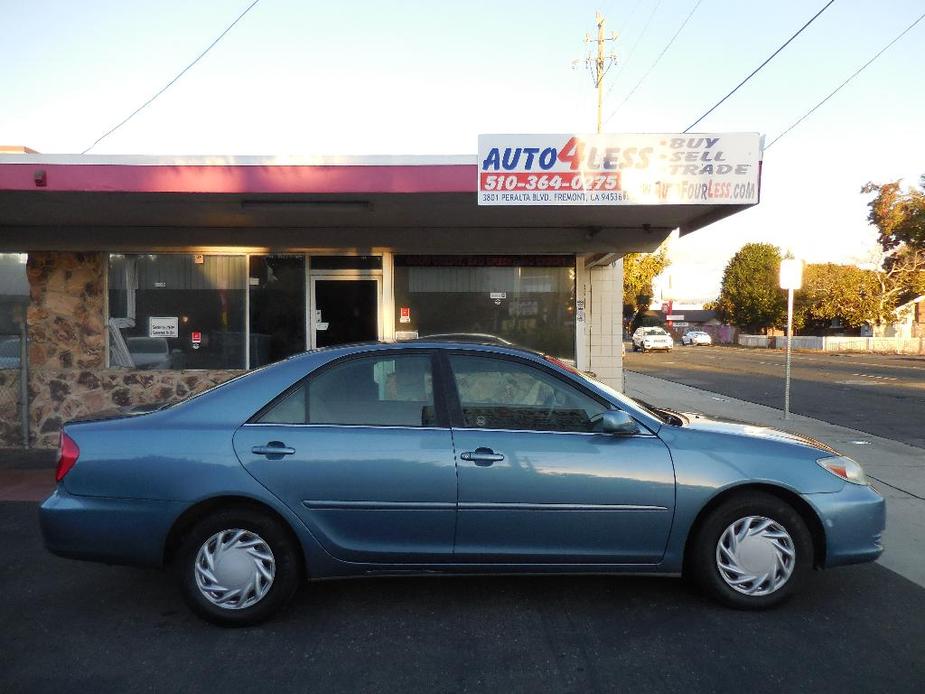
[257, 353, 438, 427]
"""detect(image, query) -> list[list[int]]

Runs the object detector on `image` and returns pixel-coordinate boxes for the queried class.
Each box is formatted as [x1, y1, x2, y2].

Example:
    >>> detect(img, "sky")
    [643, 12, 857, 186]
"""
[2, 0, 924, 301]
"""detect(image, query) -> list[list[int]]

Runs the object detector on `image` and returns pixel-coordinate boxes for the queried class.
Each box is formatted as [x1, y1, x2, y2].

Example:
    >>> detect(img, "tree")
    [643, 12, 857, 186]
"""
[862, 176, 925, 253]
[622, 246, 669, 329]
[865, 246, 925, 325]
[715, 243, 786, 333]
[793, 264, 880, 333]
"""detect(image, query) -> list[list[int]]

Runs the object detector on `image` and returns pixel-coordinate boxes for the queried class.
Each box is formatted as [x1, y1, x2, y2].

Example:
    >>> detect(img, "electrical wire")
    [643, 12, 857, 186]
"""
[604, 0, 666, 100]
[683, 0, 835, 133]
[604, 0, 705, 125]
[81, 0, 263, 154]
[765, 10, 925, 149]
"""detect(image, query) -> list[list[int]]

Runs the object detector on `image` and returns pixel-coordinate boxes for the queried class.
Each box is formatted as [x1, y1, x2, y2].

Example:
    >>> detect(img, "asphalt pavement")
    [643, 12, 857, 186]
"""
[0, 502, 923, 693]
[625, 345, 925, 448]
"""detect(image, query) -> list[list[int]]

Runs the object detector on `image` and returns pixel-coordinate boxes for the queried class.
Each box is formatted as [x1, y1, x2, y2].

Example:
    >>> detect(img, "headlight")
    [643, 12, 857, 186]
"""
[817, 456, 867, 485]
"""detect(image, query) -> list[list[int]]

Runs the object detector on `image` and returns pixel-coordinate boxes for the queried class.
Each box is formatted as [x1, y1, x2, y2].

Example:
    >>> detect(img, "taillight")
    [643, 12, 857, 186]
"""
[55, 432, 80, 482]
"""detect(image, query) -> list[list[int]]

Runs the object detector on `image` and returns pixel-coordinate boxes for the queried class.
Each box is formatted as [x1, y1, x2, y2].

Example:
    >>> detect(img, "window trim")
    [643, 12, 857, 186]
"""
[438, 349, 645, 435]
[247, 348, 449, 429]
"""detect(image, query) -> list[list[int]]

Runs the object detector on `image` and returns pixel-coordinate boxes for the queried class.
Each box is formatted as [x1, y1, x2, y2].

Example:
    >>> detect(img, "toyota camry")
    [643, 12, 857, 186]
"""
[40, 341, 885, 626]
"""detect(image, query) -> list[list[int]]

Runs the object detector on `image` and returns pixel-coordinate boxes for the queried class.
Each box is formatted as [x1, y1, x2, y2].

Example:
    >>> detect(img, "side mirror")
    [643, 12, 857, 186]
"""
[601, 410, 639, 435]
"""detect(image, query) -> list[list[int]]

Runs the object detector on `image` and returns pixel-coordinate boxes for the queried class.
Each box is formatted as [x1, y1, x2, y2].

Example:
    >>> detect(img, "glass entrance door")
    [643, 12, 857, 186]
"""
[248, 255, 306, 367]
[311, 278, 380, 348]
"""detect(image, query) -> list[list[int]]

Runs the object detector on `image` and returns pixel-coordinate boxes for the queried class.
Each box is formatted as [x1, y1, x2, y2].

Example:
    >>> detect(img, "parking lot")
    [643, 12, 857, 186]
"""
[2, 498, 924, 693]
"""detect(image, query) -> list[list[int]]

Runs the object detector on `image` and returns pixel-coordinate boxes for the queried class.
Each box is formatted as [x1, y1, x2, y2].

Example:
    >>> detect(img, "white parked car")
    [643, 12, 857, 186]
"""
[632, 327, 673, 352]
[681, 330, 712, 346]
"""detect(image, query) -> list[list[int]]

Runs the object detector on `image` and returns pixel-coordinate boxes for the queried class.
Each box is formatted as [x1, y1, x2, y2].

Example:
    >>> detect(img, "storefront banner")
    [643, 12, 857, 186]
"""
[478, 133, 761, 206]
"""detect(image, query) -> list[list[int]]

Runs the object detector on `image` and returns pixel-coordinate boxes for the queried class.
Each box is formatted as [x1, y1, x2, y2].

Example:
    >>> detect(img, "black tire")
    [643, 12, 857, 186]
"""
[174, 507, 303, 627]
[687, 491, 813, 610]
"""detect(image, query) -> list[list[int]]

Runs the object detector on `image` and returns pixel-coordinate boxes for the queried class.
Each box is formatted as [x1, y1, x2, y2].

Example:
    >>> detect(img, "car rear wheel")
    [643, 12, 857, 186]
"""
[175, 508, 303, 626]
[688, 491, 813, 609]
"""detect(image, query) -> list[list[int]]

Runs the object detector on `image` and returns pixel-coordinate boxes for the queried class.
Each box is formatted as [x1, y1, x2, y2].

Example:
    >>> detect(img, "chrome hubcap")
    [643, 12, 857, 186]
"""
[716, 516, 795, 596]
[194, 529, 275, 610]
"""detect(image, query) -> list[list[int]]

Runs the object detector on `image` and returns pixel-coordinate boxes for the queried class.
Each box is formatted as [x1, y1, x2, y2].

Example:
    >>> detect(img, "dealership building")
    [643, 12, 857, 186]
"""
[0, 134, 761, 447]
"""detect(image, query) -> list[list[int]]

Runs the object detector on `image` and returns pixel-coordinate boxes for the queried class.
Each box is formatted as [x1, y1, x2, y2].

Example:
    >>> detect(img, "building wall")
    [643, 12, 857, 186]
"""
[29, 368, 239, 448]
[576, 257, 624, 390]
[19, 251, 614, 448]
[22, 251, 239, 447]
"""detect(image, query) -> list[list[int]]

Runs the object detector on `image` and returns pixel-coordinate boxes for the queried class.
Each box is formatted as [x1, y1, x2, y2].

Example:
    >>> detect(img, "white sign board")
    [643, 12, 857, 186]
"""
[148, 316, 178, 338]
[779, 258, 804, 290]
[478, 133, 761, 206]
[666, 314, 685, 321]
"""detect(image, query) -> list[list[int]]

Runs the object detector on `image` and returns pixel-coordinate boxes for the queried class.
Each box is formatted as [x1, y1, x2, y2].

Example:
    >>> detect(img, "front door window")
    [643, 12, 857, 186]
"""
[313, 279, 379, 348]
[448, 354, 608, 432]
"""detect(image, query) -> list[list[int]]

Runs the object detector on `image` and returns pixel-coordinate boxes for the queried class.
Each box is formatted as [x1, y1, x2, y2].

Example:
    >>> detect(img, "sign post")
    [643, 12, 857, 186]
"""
[779, 258, 804, 419]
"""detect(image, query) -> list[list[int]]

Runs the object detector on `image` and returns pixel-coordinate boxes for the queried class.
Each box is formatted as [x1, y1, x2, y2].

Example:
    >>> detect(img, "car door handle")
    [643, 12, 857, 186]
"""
[460, 448, 504, 466]
[252, 442, 296, 457]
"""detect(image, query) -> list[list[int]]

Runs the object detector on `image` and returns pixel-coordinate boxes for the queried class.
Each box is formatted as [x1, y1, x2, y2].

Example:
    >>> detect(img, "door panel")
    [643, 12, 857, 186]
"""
[235, 425, 457, 562]
[445, 352, 675, 564]
[233, 350, 456, 562]
[452, 429, 675, 563]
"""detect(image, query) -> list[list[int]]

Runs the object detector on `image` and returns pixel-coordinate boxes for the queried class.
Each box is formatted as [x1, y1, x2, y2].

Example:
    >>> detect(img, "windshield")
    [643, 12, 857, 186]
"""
[642, 328, 667, 335]
[569, 368, 670, 424]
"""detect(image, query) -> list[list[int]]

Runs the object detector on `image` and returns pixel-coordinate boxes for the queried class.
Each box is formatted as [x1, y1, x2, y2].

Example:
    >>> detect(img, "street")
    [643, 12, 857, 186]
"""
[0, 501, 923, 693]
[625, 345, 925, 448]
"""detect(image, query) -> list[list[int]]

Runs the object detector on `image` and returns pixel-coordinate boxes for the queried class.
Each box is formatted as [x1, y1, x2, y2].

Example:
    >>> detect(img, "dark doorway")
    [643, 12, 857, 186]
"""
[314, 279, 378, 348]
[249, 255, 306, 367]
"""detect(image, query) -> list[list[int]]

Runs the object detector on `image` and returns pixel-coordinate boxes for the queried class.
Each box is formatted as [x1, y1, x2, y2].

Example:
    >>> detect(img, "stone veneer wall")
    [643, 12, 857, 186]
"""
[30, 369, 240, 448]
[22, 251, 241, 448]
[27, 252, 106, 370]
[0, 370, 22, 446]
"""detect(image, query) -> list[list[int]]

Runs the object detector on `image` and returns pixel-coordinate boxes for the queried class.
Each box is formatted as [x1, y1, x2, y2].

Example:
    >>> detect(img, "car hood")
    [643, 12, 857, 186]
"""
[679, 413, 838, 454]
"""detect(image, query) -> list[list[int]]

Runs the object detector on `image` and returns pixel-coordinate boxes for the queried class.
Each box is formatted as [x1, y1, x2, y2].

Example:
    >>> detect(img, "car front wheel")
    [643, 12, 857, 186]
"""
[688, 491, 813, 609]
[175, 508, 303, 626]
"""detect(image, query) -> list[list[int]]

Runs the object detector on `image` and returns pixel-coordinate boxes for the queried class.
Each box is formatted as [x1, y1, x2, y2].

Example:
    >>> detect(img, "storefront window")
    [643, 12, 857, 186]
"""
[0, 253, 28, 369]
[249, 255, 306, 367]
[393, 255, 576, 359]
[108, 254, 246, 369]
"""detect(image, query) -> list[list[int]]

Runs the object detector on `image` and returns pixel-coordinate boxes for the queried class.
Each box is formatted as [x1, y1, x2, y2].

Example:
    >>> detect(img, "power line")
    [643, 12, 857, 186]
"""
[683, 0, 835, 133]
[604, 0, 665, 100]
[604, 0, 705, 125]
[766, 11, 925, 149]
[81, 0, 263, 154]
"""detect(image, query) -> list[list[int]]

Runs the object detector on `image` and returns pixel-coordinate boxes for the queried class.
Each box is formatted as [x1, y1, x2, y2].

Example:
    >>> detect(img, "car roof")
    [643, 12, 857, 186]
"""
[410, 332, 515, 346]
[281, 339, 548, 363]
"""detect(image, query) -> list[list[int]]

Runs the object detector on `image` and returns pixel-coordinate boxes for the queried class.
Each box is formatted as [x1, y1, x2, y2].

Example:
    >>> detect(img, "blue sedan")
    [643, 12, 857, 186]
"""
[40, 341, 885, 626]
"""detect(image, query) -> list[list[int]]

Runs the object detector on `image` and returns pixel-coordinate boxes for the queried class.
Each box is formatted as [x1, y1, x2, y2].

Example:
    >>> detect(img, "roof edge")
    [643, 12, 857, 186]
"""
[0, 153, 476, 167]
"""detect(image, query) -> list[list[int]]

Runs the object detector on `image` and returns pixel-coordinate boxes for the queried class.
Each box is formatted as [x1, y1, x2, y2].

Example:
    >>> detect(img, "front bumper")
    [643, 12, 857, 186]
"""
[40, 486, 185, 568]
[804, 483, 885, 568]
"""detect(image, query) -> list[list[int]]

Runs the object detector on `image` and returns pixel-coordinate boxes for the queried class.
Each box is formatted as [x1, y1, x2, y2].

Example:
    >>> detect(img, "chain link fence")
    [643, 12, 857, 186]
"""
[0, 330, 26, 447]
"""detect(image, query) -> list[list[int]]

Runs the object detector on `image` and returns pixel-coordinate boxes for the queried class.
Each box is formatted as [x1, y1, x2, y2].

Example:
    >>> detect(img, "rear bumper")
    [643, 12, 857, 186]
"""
[804, 484, 885, 568]
[40, 487, 184, 568]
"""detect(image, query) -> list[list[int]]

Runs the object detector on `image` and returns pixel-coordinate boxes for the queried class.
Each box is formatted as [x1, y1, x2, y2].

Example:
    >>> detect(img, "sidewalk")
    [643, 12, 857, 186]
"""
[626, 371, 925, 588]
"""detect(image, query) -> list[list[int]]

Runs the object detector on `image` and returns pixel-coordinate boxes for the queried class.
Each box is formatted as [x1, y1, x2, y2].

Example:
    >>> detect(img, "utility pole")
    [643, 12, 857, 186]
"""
[573, 11, 618, 133]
